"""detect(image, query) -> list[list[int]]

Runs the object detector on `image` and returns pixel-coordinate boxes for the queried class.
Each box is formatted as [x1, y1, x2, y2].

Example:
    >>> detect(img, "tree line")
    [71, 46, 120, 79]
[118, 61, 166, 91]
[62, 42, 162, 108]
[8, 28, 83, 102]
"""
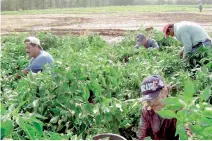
[1, 0, 212, 11]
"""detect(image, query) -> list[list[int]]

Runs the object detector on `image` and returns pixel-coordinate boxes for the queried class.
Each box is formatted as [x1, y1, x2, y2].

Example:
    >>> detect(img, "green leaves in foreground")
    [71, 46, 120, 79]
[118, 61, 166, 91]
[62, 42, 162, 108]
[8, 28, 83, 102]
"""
[200, 87, 211, 102]
[183, 79, 195, 100]
[157, 110, 176, 119]
[1, 32, 212, 140]
[0, 120, 14, 139]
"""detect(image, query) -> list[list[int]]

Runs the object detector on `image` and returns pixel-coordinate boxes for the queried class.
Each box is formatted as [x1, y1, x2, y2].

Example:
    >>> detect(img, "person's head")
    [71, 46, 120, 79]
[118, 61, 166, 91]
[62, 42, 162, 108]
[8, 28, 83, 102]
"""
[24, 37, 42, 58]
[163, 24, 174, 38]
[135, 34, 147, 48]
[140, 75, 171, 111]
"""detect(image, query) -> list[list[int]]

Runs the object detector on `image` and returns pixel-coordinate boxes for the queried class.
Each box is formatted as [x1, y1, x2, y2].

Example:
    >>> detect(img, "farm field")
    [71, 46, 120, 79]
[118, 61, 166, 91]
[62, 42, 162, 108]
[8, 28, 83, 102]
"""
[2, 5, 212, 43]
[1, 5, 212, 140]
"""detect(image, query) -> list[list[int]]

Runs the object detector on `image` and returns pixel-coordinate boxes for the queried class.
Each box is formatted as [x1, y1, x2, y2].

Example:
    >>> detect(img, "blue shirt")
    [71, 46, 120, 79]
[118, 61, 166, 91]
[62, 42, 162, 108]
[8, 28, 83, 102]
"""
[146, 39, 159, 49]
[24, 50, 54, 73]
[135, 39, 159, 49]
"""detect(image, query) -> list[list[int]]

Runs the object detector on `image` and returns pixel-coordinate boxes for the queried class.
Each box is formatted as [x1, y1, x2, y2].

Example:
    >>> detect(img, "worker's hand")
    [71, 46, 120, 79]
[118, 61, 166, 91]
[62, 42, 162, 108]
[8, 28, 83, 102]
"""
[21, 70, 28, 76]
[16, 73, 22, 79]
[178, 49, 184, 58]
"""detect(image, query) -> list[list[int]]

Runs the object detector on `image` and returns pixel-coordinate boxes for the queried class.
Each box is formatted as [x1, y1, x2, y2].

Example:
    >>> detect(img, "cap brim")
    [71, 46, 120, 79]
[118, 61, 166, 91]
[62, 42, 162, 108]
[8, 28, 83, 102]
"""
[141, 90, 160, 102]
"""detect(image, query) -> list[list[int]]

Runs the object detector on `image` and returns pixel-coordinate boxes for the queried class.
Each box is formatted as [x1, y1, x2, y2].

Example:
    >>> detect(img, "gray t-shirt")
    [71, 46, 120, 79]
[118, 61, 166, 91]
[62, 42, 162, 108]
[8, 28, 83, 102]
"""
[146, 39, 159, 49]
[24, 50, 54, 73]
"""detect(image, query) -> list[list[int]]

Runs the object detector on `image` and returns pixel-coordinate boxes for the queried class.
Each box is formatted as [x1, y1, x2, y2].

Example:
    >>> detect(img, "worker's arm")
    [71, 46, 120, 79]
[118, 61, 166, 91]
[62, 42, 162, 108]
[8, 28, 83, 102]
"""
[137, 109, 148, 140]
[178, 48, 184, 58]
[24, 57, 46, 74]
[178, 29, 193, 58]
[14, 70, 26, 79]
[151, 40, 159, 49]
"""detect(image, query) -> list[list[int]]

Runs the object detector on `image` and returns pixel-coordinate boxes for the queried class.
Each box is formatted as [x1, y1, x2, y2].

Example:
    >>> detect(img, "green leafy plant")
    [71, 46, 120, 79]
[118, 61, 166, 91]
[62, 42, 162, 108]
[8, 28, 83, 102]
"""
[1, 30, 211, 140]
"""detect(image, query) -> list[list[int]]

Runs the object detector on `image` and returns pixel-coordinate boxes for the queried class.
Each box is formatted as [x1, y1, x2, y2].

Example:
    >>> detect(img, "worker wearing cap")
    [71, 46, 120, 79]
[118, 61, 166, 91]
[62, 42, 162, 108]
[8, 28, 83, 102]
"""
[21, 36, 54, 76]
[136, 75, 192, 140]
[163, 21, 211, 58]
[135, 34, 159, 49]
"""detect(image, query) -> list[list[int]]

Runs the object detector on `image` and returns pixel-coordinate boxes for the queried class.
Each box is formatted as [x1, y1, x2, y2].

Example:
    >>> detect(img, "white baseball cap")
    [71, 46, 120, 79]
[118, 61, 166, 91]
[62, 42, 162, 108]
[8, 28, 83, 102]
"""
[24, 36, 43, 50]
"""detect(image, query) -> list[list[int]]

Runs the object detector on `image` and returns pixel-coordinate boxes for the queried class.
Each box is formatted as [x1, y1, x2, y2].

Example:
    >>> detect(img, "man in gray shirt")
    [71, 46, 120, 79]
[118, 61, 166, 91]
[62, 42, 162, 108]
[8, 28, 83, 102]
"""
[135, 34, 159, 49]
[163, 21, 211, 58]
[21, 36, 54, 76]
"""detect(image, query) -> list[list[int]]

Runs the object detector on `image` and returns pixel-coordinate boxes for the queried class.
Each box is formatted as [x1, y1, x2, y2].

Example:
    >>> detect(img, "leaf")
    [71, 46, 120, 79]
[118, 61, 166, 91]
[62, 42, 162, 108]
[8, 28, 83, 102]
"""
[32, 121, 43, 135]
[157, 110, 176, 119]
[83, 87, 90, 101]
[24, 124, 37, 140]
[48, 132, 63, 140]
[32, 99, 39, 108]
[176, 109, 188, 121]
[183, 79, 195, 100]
[198, 117, 212, 127]
[104, 113, 112, 123]
[203, 109, 212, 118]
[95, 115, 101, 126]
[162, 97, 183, 111]
[33, 113, 48, 120]
[200, 87, 211, 102]
[99, 75, 107, 88]
[176, 122, 188, 140]
[83, 104, 93, 114]
[203, 127, 212, 137]
[108, 76, 117, 86]
[162, 97, 180, 105]
[50, 116, 59, 124]
[189, 125, 202, 135]
[18, 117, 36, 140]
[0, 120, 13, 139]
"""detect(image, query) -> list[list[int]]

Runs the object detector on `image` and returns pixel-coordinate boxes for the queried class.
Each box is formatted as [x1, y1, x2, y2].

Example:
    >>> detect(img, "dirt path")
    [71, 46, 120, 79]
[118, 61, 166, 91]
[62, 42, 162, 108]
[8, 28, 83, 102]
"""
[2, 11, 212, 43]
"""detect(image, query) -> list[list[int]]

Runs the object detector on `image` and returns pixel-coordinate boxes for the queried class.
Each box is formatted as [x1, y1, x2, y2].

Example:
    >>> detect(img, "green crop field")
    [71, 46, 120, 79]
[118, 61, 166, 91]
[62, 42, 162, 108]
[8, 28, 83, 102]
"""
[2, 5, 212, 15]
[1, 29, 212, 140]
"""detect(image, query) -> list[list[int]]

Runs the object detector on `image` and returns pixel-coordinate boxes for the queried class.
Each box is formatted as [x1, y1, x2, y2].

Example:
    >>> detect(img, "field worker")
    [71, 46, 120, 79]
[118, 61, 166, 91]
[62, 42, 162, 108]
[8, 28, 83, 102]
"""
[198, 3, 203, 12]
[21, 36, 54, 76]
[163, 21, 211, 58]
[135, 34, 159, 49]
[136, 75, 192, 140]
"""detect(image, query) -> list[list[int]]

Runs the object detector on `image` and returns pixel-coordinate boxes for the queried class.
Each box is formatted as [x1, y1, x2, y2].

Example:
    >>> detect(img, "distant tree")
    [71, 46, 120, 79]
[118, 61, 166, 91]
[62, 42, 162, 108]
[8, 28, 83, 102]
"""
[49, 0, 53, 8]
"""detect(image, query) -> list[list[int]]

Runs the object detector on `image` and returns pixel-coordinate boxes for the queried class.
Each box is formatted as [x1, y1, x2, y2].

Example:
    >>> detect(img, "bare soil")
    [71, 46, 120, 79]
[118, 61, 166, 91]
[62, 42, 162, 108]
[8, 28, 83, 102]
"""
[2, 11, 212, 43]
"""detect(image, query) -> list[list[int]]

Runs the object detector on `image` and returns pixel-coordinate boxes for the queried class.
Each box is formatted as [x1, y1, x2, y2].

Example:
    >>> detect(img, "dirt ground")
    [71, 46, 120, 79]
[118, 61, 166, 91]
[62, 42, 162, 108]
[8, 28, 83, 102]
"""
[2, 11, 212, 43]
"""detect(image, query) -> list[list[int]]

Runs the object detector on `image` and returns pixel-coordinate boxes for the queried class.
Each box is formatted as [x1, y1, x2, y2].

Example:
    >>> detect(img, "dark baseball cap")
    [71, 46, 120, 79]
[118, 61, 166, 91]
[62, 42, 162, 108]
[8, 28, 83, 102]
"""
[135, 34, 146, 48]
[140, 75, 164, 101]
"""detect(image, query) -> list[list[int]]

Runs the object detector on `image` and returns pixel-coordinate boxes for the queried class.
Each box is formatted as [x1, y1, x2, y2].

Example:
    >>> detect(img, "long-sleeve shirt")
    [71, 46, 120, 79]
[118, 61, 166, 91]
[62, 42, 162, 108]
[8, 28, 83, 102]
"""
[135, 39, 159, 49]
[24, 50, 54, 73]
[136, 108, 179, 140]
[174, 21, 211, 57]
[145, 39, 159, 49]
